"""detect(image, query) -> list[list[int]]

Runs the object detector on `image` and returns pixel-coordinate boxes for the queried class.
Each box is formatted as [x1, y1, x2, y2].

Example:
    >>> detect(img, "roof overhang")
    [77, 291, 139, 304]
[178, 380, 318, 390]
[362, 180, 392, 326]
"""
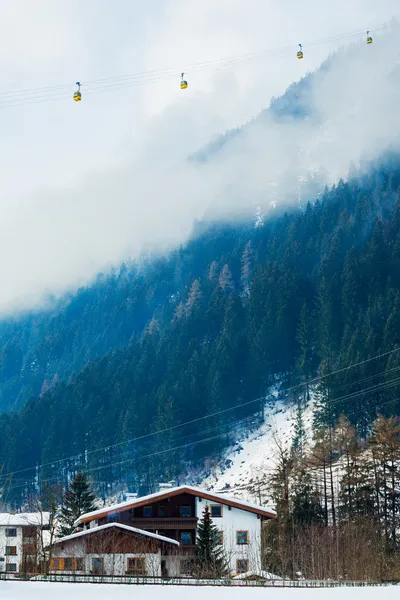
[50, 522, 180, 547]
[76, 486, 276, 525]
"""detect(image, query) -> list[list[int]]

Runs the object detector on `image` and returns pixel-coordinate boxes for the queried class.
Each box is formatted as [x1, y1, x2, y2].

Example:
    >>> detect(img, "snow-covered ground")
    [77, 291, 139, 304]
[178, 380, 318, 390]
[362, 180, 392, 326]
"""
[200, 399, 315, 506]
[2, 581, 399, 600]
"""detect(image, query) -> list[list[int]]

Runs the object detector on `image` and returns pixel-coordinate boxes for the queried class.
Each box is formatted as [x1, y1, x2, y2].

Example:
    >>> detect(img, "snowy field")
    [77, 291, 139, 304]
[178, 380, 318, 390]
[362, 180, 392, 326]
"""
[2, 582, 400, 600]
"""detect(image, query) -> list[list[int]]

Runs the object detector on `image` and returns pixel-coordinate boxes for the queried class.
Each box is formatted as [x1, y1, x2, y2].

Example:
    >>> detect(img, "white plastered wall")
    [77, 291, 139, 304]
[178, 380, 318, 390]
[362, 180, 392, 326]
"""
[195, 498, 262, 575]
[0, 526, 23, 573]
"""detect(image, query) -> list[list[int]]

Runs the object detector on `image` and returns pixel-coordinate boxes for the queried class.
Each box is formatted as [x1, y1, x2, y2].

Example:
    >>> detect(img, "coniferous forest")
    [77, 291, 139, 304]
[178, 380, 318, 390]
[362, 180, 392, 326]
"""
[1, 151, 400, 507]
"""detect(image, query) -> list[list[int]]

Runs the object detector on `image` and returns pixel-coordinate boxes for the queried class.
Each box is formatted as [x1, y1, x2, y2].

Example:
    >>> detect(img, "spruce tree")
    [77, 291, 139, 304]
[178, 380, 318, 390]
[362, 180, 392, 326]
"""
[58, 472, 97, 537]
[195, 505, 227, 578]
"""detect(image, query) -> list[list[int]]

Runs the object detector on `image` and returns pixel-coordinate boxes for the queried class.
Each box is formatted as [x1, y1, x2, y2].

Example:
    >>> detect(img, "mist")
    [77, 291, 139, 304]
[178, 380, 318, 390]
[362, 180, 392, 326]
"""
[0, 4, 399, 314]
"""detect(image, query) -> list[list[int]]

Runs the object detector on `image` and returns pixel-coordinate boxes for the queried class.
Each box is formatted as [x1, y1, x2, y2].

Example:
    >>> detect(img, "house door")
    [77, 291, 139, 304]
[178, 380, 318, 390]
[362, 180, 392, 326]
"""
[161, 559, 168, 578]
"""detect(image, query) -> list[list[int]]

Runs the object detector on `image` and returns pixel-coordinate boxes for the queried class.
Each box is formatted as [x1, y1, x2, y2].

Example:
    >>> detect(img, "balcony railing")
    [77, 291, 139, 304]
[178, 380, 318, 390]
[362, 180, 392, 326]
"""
[130, 517, 198, 530]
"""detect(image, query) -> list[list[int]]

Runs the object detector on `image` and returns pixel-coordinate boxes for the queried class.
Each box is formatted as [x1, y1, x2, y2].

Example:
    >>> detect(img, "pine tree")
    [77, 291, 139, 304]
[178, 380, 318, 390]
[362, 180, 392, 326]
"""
[291, 469, 324, 527]
[195, 505, 228, 578]
[218, 264, 234, 293]
[58, 472, 97, 537]
[291, 397, 307, 459]
[240, 240, 253, 297]
[185, 279, 202, 316]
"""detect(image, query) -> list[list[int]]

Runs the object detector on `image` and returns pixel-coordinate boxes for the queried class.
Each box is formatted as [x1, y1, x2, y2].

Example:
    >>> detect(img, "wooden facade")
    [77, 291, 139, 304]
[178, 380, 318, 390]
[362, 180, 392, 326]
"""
[50, 524, 179, 576]
[97, 492, 198, 551]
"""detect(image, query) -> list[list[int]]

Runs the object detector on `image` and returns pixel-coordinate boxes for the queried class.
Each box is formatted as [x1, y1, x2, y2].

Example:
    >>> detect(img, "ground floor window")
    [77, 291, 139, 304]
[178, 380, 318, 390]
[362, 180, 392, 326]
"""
[50, 557, 85, 572]
[75, 558, 84, 571]
[6, 563, 17, 572]
[127, 557, 146, 575]
[92, 557, 104, 574]
[236, 559, 249, 574]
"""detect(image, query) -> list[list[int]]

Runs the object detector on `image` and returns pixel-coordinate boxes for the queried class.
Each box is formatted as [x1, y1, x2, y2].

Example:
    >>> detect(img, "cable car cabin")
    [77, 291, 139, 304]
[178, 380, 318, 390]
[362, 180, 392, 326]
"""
[297, 50, 303, 59]
[180, 80, 188, 89]
[367, 36, 373, 44]
[73, 91, 82, 101]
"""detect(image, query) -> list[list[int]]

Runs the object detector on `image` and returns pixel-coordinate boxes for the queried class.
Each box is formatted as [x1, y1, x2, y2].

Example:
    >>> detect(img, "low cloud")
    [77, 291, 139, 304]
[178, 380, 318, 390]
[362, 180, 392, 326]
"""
[0, 1, 398, 313]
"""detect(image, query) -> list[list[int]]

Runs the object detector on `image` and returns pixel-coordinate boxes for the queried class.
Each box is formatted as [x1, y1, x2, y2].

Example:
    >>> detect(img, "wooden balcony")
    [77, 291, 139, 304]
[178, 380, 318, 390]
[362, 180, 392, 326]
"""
[130, 517, 198, 530]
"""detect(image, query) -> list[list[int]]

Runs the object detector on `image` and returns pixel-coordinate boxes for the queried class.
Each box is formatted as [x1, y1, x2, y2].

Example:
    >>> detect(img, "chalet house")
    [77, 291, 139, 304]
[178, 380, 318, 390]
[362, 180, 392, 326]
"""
[0, 512, 50, 574]
[50, 486, 275, 577]
[49, 523, 179, 577]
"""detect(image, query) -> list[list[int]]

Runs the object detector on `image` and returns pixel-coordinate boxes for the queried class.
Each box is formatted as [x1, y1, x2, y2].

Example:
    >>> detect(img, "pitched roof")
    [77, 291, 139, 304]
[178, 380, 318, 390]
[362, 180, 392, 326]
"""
[51, 522, 180, 546]
[0, 512, 50, 527]
[75, 485, 276, 526]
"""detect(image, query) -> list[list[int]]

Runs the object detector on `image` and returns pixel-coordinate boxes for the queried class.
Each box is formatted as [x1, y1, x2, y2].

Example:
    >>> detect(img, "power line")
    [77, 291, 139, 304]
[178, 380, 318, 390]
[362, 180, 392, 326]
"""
[2, 345, 399, 482]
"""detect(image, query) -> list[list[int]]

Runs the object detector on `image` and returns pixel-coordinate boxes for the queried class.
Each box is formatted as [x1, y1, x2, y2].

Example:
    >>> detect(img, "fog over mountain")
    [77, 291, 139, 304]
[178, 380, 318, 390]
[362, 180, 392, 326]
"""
[0, 1, 398, 314]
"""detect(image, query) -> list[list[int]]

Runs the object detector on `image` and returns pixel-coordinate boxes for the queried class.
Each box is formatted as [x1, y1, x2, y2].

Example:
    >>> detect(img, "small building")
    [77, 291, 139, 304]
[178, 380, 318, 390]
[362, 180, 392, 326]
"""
[0, 512, 50, 575]
[69, 485, 276, 577]
[49, 523, 179, 577]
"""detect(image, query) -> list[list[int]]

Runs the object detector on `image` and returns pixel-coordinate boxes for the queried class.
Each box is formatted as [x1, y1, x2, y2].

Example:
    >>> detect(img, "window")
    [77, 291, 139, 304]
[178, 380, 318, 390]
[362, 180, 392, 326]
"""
[215, 530, 223, 545]
[236, 531, 248, 545]
[92, 557, 104, 573]
[180, 559, 193, 576]
[51, 558, 62, 571]
[180, 506, 191, 517]
[210, 505, 222, 518]
[127, 558, 146, 575]
[6, 546, 17, 555]
[158, 506, 165, 517]
[6, 563, 17, 572]
[236, 559, 248, 574]
[75, 558, 84, 571]
[6, 528, 17, 537]
[64, 558, 73, 570]
[181, 532, 192, 545]
[143, 506, 153, 517]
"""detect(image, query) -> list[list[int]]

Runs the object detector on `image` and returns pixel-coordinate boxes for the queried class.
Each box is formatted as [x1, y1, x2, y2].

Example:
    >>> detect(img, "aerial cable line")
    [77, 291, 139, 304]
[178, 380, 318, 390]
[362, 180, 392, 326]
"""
[13, 391, 400, 491]
[5, 384, 400, 492]
[0, 21, 391, 109]
[1, 344, 399, 482]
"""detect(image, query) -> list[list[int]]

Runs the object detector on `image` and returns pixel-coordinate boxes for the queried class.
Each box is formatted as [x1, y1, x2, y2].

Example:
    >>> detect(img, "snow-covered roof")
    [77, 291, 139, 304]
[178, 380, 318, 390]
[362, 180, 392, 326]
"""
[0, 512, 50, 527]
[75, 485, 276, 526]
[233, 570, 283, 580]
[51, 522, 179, 547]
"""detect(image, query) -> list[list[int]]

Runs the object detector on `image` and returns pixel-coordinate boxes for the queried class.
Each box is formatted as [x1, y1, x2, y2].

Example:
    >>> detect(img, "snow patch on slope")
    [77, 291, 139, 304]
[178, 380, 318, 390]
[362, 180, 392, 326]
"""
[200, 397, 315, 507]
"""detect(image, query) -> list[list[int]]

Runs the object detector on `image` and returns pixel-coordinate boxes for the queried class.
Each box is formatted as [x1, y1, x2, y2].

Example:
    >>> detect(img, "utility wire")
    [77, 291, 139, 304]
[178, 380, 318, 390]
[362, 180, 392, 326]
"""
[1, 345, 400, 482]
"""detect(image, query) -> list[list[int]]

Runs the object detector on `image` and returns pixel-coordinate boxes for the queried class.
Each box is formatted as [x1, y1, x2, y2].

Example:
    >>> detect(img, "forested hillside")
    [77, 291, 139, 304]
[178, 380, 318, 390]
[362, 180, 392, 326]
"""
[0, 68, 315, 414]
[0, 27, 398, 416]
[1, 152, 400, 506]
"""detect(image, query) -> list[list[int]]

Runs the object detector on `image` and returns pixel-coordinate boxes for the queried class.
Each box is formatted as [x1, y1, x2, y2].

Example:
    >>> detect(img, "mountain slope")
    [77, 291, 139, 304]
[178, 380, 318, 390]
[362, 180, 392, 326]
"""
[0, 26, 399, 414]
[2, 152, 400, 506]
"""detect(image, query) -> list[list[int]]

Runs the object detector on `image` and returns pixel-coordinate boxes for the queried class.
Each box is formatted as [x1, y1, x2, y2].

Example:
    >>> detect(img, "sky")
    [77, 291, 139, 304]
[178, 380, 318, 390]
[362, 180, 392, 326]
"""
[0, 0, 399, 314]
